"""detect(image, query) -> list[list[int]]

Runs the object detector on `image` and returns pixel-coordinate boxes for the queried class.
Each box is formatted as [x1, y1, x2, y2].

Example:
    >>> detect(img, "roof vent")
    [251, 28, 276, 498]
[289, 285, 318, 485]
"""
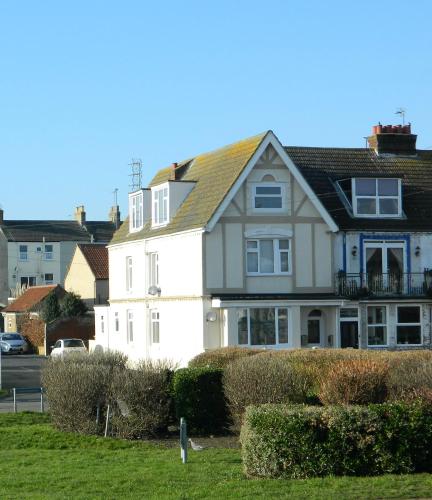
[368, 123, 417, 155]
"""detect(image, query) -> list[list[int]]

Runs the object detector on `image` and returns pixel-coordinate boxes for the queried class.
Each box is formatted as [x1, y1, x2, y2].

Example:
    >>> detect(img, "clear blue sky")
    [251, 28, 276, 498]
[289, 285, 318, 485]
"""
[1, 0, 431, 220]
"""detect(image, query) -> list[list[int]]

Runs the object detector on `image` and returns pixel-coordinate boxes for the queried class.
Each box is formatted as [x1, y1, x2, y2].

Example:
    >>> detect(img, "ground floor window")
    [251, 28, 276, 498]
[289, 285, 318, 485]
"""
[127, 310, 134, 343]
[237, 307, 288, 346]
[150, 310, 160, 344]
[100, 315, 105, 334]
[367, 306, 387, 346]
[397, 306, 422, 345]
[114, 312, 119, 332]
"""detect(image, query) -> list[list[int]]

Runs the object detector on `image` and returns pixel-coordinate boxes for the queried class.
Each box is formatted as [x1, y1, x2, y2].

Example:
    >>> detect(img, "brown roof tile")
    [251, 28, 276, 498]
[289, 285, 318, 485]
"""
[78, 244, 109, 279]
[3, 285, 64, 313]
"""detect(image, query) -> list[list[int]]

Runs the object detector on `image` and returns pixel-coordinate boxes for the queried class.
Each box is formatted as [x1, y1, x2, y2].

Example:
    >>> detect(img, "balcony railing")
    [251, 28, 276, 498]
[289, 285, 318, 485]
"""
[335, 272, 432, 298]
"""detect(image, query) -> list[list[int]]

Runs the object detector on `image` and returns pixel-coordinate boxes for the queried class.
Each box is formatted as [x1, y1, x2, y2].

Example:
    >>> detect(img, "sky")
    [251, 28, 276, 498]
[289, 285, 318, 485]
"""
[0, 0, 431, 221]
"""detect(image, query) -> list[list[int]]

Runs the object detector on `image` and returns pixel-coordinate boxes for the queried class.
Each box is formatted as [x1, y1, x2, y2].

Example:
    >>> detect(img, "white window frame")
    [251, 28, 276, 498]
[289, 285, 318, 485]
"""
[237, 307, 289, 347]
[19, 245, 28, 261]
[352, 178, 402, 218]
[126, 256, 133, 292]
[148, 252, 159, 287]
[396, 305, 422, 346]
[150, 310, 160, 344]
[101, 315, 105, 334]
[251, 182, 285, 213]
[114, 312, 119, 332]
[44, 273, 54, 285]
[44, 244, 53, 260]
[152, 184, 169, 227]
[367, 305, 388, 347]
[127, 310, 134, 343]
[131, 192, 144, 231]
[246, 238, 291, 275]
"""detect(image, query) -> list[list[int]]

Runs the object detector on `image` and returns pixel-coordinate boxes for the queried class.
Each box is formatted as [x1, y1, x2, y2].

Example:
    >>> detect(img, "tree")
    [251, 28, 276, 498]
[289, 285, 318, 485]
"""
[60, 292, 87, 318]
[40, 292, 61, 323]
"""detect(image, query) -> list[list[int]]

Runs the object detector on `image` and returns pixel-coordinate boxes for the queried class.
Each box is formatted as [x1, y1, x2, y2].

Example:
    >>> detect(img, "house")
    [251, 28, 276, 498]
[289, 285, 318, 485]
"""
[0, 204, 120, 305]
[65, 244, 109, 307]
[94, 126, 432, 366]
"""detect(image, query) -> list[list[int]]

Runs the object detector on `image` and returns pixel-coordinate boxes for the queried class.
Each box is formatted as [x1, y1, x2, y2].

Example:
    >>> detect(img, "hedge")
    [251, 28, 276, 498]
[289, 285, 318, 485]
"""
[241, 402, 432, 478]
[171, 367, 229, 435]
[188, 347, 264, 369]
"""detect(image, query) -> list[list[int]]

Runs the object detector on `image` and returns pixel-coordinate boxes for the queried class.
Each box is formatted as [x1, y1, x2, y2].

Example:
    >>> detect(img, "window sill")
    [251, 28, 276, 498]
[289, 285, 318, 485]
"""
[247, 272, 291, 277]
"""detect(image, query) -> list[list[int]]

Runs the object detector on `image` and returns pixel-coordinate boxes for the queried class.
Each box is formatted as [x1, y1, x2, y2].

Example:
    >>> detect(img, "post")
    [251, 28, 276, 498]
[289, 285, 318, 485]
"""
[13, 388, 17, 413]
[40, 389, 44, 413]
[104, 405, 110, 437]
[180, 417, 188, 464]
[96, 404, 100, 425]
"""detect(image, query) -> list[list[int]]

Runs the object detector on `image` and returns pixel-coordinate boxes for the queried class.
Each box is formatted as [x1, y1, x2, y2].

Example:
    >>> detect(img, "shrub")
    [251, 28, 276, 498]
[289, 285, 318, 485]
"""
[223, 354, 312, 427]
[172, 367, 229, 435]
[388, 357, 432, 403]
[60, 292, 87, 317]
[318, 358, 389, 405]
[110, 360, 174, 439]
[42, 351, 128, 434]
[188, 347, 264, 369]
[241, 402, 432, 478]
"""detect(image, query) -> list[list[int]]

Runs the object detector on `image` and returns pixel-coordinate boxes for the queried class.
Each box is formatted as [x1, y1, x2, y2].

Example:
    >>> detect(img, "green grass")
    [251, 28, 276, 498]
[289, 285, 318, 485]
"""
[1, 413, 432, 499]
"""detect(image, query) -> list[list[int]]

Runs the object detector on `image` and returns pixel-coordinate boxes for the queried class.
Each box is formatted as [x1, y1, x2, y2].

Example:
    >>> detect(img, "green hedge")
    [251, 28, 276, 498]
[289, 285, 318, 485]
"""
[172, 367, 229, 435]
[188, 347, 264, 369]
[241, 402, 432, 478]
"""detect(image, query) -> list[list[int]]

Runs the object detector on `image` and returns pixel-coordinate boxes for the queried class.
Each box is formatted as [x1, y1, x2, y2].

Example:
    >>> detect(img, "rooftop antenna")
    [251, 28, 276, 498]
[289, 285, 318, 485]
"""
[129, 158, 142, 192]
[395, 107, 406, 125]
[113, 188, 118, 206]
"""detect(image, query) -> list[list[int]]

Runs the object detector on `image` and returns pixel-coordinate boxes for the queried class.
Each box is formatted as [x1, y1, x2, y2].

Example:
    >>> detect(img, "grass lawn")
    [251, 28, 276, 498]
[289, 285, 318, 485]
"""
[1, 413, 432, 499]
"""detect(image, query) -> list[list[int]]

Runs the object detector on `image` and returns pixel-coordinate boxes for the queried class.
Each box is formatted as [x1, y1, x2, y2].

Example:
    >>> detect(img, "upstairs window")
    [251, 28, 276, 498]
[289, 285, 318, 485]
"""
[352, 178, 401, 217]
[246, 239, 291, 275]
[252, 183, 284, 211]
[150, 310, 160, 344]
[44, 244, 53, 260]
[131, 192, 143, 230]
[153, 186, 168, 226]
[148, 252, 159, 287]
[126, 256, 133, 292]
[19, 245, 28, 261]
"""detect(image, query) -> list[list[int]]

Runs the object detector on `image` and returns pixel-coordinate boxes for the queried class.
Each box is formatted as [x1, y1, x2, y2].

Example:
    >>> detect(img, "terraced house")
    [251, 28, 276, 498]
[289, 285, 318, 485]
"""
[95, 126, 432, 365]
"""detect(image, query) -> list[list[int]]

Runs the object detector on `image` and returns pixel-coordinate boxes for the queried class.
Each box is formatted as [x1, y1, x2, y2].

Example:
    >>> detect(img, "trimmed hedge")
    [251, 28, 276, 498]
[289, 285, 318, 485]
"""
[188, 347, 264, 369]
[172, 367, 229, 435]
[241, 402, 432, 478]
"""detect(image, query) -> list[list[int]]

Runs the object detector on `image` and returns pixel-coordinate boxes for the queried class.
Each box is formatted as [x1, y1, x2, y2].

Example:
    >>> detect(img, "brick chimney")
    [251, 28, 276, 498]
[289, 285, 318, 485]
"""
[74, 205, 86, 225]
[109, 205, 121, 229]
[170, 162, 179, 180]
[367, 123, 417, 155]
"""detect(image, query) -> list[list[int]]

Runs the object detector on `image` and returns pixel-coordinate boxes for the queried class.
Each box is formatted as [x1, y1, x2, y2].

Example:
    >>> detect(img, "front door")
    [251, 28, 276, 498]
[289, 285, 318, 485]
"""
[340, 321, 359, 348]
[307, 310, 323, 347]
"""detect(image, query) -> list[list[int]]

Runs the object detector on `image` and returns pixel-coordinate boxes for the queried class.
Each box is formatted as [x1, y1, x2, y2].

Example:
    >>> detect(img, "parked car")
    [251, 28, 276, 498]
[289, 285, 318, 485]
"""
[0, 340, 11, 354]
[0, 333, 29, 354]
[50, 338, 87, 357]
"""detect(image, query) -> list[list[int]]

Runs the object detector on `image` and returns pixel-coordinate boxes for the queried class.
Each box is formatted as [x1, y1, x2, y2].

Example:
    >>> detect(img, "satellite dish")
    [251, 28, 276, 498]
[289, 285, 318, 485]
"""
[148, 285, 161, 296]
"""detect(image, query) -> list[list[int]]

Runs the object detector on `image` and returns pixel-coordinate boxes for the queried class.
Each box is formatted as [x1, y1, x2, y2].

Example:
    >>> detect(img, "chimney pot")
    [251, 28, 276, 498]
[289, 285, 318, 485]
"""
[75, 205, 86, 225]
[109, 205, 121, 229]
[368, 123, 417, 155]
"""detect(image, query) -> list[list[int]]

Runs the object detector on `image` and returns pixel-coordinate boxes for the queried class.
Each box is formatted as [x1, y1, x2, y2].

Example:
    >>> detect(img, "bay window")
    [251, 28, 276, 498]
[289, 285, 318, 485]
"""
[237, 308, 289, 346]
[246, 239, 291, 275]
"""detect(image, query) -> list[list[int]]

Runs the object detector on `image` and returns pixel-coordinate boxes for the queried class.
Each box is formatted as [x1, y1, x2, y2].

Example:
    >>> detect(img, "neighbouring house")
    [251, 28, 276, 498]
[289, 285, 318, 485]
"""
[94, 125, 432, 366]
[0, 204, 120, 305]
[1, 284, 94, 354]
[64, 244, 109, 307]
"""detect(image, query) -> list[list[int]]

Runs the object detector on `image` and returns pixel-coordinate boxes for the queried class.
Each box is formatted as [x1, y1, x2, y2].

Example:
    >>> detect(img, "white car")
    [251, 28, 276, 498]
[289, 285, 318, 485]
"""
[0, 333, 29, 354]
[50, 338, 87, 357]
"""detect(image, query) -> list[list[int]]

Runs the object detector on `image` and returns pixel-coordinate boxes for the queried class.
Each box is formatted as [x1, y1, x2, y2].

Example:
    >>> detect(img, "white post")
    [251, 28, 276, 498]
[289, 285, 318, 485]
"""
[104, 405, 111, 437]
[180, 417, 188, 464]
[13, 388, 17, 413]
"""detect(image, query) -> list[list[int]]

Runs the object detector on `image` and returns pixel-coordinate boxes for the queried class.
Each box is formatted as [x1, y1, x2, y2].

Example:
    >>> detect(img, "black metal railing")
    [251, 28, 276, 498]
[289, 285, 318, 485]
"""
[335, 271, 432, 298]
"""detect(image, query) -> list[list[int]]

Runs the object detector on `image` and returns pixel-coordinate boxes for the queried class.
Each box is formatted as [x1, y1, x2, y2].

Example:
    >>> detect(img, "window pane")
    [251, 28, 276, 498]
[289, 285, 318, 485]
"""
[356, 179, 376, 196]
[280, 252, 289, 272]
[247, 252, 258, 273]
[379, 198, 399, 215]
[256, 186, 281, 195]
[260, 240, 274, 273]
[340, 308, 358, 318]
[255, 197, 282, 209]
[398, 306, 420, 324]
[357, 198, 376, 214]
[368, 307, 386, 325]
[278, 309, 288, 343]
[368, 326, 387, 345]
[250, 308, 275, 345]
[279, 239, 289, 249]
[247, 240, 258, 249]
[378, 179, 398, 196]
[397, 325, 421, 345]
[237, 309, 248, 344]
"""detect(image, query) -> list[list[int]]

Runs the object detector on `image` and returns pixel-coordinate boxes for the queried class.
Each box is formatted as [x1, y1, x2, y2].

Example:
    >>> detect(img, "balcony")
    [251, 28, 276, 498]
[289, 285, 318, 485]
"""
[335, 271, 432, 299]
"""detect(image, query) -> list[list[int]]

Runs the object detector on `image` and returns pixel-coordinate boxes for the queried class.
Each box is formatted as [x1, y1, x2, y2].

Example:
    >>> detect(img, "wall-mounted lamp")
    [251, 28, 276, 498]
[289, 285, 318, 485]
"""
[206, 311, 217, 323]
[415, 246, 421, 257]
[351, 246, 358, 257]
[148, 285, 161, 296]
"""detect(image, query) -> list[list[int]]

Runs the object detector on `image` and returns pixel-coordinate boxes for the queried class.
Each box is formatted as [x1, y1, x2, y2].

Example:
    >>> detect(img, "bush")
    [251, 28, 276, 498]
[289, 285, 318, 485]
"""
[172, 367, 229, 435]
[60, 292, 87, 317]
[42, 351, 128, 434]
[188, 347, 264, 369]
[110, 361, 174, 439]
[388, 357, 432, 403]
[223, 354, 312, 427]
[241, 402, 432, 478]
[319, 358, 389, 405]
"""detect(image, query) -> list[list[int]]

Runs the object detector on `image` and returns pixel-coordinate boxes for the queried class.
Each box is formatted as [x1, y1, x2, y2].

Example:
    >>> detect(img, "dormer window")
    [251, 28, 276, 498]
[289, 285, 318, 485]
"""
[152, 185, 169, 226]
[352, 178, 401, 218]
[130, 192, 143, 231]
[252, 183, 285, 212]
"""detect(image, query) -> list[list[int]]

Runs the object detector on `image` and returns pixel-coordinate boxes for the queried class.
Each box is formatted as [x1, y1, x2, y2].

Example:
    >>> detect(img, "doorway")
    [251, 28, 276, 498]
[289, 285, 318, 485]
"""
[339, 308, 359, 348]
[307, 309, 323, 347]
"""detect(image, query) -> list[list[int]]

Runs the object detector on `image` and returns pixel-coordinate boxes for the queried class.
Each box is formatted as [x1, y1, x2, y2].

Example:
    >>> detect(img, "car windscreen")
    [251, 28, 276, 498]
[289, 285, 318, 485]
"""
[2, 334, 22, 340]
[63, 339, 85, 348]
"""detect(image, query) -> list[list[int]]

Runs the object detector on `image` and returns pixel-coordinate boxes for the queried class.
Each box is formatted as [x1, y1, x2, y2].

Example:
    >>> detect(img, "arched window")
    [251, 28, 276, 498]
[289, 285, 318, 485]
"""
[261, 174, 276, 182]
[308, 309, 322, 317]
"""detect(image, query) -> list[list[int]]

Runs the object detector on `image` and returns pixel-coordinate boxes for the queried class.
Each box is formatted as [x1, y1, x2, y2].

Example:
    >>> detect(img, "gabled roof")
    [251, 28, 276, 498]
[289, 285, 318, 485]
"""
[3, 285, 64, 313]
[0, 220, 117, 243]
[78, 244, 109, 279]
[111, 132, 269, 244]
[285, 147, 432, 231]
